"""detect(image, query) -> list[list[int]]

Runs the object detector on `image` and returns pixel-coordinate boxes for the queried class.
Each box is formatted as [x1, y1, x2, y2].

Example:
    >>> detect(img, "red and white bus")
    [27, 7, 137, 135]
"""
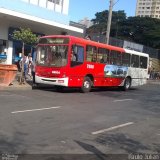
[34, 35, 149, 92]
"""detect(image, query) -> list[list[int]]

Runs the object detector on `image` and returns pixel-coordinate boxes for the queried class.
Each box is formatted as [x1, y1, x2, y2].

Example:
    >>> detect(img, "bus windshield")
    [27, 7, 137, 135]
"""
[36, 45, 68, 67]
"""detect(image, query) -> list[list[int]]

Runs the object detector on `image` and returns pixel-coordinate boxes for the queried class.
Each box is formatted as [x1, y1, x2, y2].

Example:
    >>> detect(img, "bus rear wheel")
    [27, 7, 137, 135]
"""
[81, 77, 92, 93]
[122, 77, 131, 91]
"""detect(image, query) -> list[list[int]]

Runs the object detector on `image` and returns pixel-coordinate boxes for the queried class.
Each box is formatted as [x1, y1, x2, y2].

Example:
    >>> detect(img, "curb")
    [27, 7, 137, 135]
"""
[147, 80, 160, 85]
[0, 85, 32, 91]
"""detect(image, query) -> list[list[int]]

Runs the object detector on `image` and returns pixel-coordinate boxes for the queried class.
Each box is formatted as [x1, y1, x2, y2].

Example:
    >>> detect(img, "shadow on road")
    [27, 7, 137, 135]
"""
[0, 131, 27, 153]
[75, 140, 108, 160]
[95, 133, 151, 153]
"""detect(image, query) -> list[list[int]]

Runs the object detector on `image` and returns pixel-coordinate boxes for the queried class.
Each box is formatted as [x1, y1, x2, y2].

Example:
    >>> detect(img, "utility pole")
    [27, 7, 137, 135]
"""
[106, 0, 114, 44]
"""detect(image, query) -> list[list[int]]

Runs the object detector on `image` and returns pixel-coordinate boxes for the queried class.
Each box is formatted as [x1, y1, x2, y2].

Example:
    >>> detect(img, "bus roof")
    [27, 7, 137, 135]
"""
[40, 35, 125, 53]
[124, 48, 149, 57]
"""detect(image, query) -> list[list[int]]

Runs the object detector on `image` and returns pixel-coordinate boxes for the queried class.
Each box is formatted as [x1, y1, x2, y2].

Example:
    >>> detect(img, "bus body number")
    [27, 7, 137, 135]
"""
[87, 64, 94, 69]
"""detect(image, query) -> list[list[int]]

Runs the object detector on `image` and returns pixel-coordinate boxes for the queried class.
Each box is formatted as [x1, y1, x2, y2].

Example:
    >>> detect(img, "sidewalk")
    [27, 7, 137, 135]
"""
[147, 79, 160, 85]
[0, 72, 32, 90]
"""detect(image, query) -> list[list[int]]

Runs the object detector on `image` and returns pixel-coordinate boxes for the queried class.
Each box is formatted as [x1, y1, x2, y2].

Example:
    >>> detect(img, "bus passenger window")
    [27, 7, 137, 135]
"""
[71, 45, 84, 67]
[122, 53, 131, 67]
[110, 50, 122, 65]
[140, 56, 147, 69]
[131, 54, 139, 68]
[86, 45, 97, 62]
[97, 48, 109, 64]
[71, 49, 77, 61]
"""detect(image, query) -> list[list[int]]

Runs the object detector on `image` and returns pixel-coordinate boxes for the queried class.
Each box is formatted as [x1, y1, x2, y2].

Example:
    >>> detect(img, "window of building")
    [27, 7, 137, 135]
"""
[48, 0, 61, 5]
[0, 40, 7, 54]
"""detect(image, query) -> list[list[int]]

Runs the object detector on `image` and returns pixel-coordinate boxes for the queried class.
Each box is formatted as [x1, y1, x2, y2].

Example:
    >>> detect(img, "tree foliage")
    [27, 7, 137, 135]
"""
[87, 10, 160, 48]
[13, 27, 38, 46]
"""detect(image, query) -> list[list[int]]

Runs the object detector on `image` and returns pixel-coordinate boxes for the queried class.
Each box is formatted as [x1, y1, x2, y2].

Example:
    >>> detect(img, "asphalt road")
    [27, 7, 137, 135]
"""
[0, 83, 160, 159]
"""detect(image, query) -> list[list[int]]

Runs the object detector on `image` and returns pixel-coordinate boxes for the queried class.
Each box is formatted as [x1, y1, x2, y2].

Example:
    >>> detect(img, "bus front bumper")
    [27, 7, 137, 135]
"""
[35, 76, 69, 87]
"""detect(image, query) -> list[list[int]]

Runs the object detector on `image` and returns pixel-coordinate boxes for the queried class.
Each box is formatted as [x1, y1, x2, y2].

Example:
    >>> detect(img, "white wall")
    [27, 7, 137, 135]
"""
[30, 0, 39, 5]
[55, 4, 61, 13]
[47, 1, 54, 10]
[39, 0, 47, 8]
[62, 0, 69, 15]
[7, 41, 13, 65]
[21, 0, 69, 15]
[0, 23, 8, 40]
[21, 0, 29, 2]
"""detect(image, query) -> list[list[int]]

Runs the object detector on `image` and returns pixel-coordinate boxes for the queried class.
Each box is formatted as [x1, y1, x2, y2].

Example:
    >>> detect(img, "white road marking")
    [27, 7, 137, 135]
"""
[11, 106, 61, 114]
[92, 122, 134, 135]
[113, 99, 133, 102]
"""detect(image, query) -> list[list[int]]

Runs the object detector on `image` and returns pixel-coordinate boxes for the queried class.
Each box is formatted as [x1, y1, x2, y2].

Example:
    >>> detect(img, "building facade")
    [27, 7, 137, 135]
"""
[0, 0, 84, 65]
[136, 0, 160, 19]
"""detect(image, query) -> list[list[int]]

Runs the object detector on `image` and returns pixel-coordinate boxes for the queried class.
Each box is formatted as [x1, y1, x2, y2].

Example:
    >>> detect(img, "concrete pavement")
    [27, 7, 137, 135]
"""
[0, 72, 32, 91]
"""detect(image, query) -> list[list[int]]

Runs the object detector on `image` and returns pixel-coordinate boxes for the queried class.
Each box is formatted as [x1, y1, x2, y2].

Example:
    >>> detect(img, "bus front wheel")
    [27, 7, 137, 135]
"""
[122, 77, 131, 91]
[32, 83, 39, 90]
[81, 77, 92, 93]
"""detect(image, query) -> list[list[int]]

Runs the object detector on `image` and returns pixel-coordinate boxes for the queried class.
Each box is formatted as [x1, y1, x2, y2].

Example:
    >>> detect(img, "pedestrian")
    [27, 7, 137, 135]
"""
[150, 68, 155, 79]
[31, 59, 36, 86]
[24, 56, 29, 80]
[28, 56, 33, 80]
[19, 55, 28, 84]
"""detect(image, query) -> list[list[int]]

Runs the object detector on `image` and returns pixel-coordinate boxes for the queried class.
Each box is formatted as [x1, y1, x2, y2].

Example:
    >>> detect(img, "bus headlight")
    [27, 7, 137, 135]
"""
[58, 80, 64, 83]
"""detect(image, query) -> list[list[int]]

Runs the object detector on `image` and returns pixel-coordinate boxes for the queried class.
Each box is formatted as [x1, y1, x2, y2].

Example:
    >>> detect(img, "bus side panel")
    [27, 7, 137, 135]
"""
[93, 63, 106, 86]
[67, 63, 87, 87]
[111, 78, 125, 86]
[68, 76, 83, 87]
[93, 63, 125, 87]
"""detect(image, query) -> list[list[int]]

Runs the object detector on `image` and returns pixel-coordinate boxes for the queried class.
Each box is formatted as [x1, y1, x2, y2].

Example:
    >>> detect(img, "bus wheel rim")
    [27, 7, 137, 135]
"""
[84, 81, 90, 88]
[126, 80, 130, 89]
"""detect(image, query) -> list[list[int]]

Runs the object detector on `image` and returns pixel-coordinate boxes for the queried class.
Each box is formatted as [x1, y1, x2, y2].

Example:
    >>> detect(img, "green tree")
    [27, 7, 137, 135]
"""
[87, 10, 160, 49]
[13, 27, 38, 84]
[87, 10, 126, 35]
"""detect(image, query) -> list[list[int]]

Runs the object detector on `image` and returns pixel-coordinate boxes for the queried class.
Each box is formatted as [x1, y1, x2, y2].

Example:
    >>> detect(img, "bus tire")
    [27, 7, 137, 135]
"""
[81, 77, 92, 93]
[32, 83, 39, 90]
[122, 77, 131, 91]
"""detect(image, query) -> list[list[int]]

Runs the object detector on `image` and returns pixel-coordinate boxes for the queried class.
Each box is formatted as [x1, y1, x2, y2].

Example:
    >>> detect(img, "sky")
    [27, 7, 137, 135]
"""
[69, 0, 137, 22]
